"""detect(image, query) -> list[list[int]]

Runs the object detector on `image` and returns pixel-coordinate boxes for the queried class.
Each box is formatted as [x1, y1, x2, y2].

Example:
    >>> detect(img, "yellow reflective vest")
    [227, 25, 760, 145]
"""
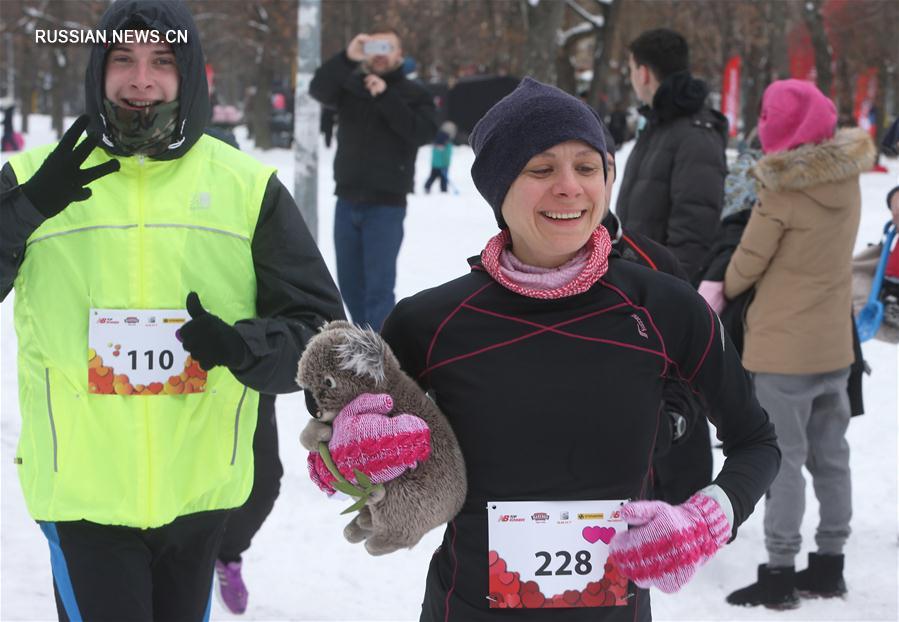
[9, 135, 274, 528]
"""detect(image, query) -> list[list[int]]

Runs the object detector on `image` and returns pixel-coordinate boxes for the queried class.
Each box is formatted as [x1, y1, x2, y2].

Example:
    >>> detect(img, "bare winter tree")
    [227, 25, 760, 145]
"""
[555, 3, 596, 94]
[0, 0, 103, 138]
[0, 0, 35, 131]
[802, 0, 834, 96]
[3, 0, 896, 148]
[577, 0, 623, 107]
[767, 0, 790, 81]
[520, 0, 565, 84]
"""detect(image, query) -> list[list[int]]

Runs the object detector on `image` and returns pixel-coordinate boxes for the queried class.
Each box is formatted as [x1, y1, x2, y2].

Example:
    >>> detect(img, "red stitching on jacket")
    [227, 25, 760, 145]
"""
[465, 301, 630, 326]
[418, 303, 671, 378]
[597, 279, 670, 377]
[622, 234, 658, 271]
[465, 303, 670, 356]
[425, 281, 494, 370]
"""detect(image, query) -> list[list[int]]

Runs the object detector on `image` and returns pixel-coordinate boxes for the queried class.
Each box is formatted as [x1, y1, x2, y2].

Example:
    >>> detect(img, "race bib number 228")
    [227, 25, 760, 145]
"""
[487, 500, 630, 609]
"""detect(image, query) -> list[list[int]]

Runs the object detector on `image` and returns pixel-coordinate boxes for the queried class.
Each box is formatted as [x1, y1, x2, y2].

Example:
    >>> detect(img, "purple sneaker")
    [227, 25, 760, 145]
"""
[215, 560, 248, 614]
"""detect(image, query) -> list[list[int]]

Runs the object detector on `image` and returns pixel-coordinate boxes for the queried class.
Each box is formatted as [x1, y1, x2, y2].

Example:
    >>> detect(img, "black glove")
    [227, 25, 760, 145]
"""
[179, 292, 251, 371]
[21, 115, 120, 218]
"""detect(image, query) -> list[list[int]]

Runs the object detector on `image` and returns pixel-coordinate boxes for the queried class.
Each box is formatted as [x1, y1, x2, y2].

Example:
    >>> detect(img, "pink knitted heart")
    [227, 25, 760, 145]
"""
[308, 393, 432, 495]
[582, 526, 615, 545]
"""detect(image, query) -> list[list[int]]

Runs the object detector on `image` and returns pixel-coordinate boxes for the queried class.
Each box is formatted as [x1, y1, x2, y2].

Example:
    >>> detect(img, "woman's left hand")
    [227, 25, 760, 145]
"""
[698, 280, 727, 314]
[607, 493, 730, 593]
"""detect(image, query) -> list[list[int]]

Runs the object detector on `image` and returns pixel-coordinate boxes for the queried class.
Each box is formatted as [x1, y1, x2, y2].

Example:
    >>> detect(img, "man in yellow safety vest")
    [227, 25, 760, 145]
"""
[0, 1, 343, 619]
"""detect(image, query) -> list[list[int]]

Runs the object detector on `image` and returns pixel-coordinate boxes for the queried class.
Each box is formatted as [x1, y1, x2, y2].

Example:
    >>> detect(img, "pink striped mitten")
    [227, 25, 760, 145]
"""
[307, 393, 431, 495]
[607, 492, 730, 593]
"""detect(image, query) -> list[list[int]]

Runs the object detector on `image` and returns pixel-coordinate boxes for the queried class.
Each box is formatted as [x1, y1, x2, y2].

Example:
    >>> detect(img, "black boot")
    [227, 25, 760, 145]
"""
[795, 552, 847, 598]
[726, 564, 800, 609]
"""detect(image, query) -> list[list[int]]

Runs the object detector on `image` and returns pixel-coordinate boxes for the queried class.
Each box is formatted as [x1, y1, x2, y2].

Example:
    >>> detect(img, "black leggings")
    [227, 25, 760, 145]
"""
[218, 394, 283, 562]
[41, 509, 229, 622]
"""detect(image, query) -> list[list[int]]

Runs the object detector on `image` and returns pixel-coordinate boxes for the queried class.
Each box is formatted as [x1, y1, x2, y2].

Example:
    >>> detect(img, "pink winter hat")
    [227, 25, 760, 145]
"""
[758, 79, 837, 154]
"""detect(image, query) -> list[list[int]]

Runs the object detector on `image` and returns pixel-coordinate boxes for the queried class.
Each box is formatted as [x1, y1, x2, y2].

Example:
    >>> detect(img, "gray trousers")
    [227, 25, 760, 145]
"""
[754, 368, 852, 568]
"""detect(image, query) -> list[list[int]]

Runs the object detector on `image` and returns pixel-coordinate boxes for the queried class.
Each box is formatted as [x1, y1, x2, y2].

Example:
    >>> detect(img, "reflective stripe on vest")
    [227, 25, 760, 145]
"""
[9, 135, 274, 527]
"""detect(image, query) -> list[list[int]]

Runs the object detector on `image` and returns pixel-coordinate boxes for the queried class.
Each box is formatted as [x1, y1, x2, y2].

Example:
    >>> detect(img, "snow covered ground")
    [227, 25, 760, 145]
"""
[2, 115, 897, 622]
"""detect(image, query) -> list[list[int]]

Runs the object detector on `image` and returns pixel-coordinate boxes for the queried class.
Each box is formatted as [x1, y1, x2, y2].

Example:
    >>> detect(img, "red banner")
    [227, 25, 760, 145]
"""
[721, 55, 741, 138]
[205, 63, 215, 93]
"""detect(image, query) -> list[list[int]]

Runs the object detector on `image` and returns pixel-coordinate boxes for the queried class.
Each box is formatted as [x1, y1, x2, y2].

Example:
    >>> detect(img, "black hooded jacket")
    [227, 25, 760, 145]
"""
[310, 51, 437, 206]
[615, 71, 728, 284]
[85, 0, 208, 160]
[0, 0, 345, 394]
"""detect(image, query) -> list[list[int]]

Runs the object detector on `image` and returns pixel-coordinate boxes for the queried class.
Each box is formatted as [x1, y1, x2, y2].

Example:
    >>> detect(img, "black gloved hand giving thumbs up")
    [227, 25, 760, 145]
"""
[179, 292, 251, 371]
[21, 115, 120, 219]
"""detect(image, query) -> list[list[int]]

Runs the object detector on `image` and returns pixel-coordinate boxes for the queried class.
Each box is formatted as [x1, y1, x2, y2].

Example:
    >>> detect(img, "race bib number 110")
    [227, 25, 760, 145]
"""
[487, 499, 630, 609]
[88, 308, 206, 395]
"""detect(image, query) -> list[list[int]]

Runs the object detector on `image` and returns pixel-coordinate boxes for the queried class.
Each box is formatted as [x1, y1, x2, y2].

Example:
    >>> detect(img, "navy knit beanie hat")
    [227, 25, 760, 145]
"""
[470, 77, 607, 229]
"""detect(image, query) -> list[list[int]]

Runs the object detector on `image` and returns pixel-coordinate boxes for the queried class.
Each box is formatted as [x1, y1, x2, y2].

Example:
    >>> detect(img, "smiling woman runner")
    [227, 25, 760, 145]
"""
[380, 77, 780, 622]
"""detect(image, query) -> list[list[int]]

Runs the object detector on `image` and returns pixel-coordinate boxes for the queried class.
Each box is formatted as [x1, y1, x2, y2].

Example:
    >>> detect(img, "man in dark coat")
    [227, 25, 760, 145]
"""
[603, 139, 711, 504]
[615, 28, 728, 285]
[310, 29, 437, 330]
[614, 30, 725, 503]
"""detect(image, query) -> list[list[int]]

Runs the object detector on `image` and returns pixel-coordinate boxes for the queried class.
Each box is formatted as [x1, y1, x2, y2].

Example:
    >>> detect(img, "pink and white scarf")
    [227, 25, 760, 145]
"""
[480, 226, 612, 299]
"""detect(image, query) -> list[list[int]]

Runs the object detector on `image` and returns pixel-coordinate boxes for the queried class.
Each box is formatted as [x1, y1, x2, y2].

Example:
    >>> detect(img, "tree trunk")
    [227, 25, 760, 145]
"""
[835, 54, 853, 122]
[873, 68, 888, 149]
[521, 0, 565, 84]
[253, 61, 273, 150]
[742, 4, 767, 138]
[17, 34, 32, 133]
[743, 43, 765, 139]
[588, 0, 622, 109]
[556, 34, 584, 96]
[486, 0, 504, 74]
[431, 1, 448, 79]
[767, 0, 789, 80]
[51, 50, 66, 139]
[802, 0, 833, 95]
[716, 1, 734, 74]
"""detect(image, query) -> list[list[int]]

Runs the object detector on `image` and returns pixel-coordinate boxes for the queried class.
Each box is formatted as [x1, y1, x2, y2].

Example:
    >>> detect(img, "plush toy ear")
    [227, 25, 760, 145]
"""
[334, 325, 388, 385]
[320, 319, 355, 333]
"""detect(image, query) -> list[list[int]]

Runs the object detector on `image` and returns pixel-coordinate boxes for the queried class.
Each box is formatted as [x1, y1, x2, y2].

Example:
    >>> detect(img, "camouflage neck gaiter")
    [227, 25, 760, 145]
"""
[102, 99, 180, 156]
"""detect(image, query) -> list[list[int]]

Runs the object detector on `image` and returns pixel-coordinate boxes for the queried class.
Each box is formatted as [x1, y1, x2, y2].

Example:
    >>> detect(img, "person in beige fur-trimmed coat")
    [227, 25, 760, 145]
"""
[725, 80, 876, 610]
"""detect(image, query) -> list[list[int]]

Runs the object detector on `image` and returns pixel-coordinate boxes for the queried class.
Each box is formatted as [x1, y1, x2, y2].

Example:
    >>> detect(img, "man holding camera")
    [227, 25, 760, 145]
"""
[311, 30, 437, 331]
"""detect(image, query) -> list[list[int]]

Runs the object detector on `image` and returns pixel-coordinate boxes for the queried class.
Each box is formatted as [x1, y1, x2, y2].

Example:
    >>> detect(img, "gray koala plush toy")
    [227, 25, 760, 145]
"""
[297, 320, 467, 556]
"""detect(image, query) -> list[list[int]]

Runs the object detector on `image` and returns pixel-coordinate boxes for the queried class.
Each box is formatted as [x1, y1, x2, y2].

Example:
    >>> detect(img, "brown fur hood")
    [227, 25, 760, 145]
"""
[751, 127, 876, 194]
